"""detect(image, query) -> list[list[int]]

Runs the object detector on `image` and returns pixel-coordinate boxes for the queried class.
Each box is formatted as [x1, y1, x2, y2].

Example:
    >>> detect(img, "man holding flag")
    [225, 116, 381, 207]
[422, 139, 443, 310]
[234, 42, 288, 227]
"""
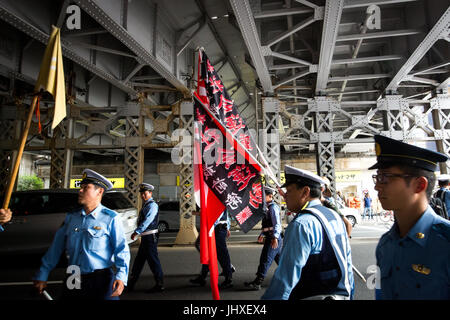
[190, 210, 234, 289]
[193, 49, 269, 299]
[2, 25, 66, 214]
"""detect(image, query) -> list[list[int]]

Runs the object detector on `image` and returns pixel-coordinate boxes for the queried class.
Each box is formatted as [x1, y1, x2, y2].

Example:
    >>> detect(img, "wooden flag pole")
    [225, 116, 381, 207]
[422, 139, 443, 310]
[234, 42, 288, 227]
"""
[2, 94, 40, 209]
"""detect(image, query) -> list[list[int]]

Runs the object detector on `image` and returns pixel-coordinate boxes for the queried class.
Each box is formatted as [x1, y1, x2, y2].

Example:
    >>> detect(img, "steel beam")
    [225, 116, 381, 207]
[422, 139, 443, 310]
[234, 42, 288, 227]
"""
[343, 0, 421, 9]
[0, 3, 148, 100]
[296, 0, 320, 9]
[73, 0, 190, 96]
[270, 51, 313, 66]
[316, 0, 345, 94]
[273, 70, 312, 89]
[386, 6, 450, 91]
[230, 0, 273, 93]
[254, 8, 313, 19]
[411, 61, 450, 76]
[337, 29, 422, 42]
[265, 15, 316, 47]
[406, 76, 440, 86]
[329, 73, 391, 82]
[69, 41, 138, 59]
[331, 54, 403, 65]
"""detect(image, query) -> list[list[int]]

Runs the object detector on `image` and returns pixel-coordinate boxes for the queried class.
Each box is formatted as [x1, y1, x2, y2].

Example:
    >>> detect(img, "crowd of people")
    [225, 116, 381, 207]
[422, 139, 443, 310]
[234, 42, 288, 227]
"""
[1, 135, 449, 300]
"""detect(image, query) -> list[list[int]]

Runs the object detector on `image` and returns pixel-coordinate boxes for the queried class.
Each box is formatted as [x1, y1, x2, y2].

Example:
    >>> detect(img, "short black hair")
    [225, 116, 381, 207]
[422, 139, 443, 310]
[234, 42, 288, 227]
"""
[288, 181, 322, 199]
[438, 179, 450, 187]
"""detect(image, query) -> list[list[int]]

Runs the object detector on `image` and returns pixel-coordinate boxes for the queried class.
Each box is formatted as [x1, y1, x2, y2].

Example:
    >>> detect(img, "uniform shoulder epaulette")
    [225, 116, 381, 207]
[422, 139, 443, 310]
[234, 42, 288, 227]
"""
[431, 222, 450, 242]
[101, 206, 118, 218]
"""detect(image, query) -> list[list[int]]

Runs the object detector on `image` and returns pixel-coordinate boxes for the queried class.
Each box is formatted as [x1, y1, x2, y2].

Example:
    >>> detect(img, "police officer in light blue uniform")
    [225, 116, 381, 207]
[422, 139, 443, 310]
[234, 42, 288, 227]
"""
[190, 210, 234, 289]
[33, 169, 130, 300]
[262, 166, 354, 300]
[245, 186, 283, 290]
[370, 135, 450, 300]
[127, 183, 164, 293]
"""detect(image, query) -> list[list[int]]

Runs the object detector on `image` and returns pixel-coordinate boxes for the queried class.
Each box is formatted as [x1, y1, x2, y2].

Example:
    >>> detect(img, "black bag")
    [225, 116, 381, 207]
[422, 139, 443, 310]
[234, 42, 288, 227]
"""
[430, 190, 449, 220]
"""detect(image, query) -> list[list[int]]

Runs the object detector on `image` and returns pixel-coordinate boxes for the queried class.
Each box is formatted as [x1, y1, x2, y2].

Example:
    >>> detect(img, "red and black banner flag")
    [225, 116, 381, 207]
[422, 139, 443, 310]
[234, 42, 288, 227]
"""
[195, 49, 266, 233]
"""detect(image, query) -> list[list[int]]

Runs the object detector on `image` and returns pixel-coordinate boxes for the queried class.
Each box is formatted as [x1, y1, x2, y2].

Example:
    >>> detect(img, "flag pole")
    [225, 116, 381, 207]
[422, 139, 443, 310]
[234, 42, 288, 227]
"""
[2, 94, 40, 209]
[193, 93, 282, 188]
[255, 145, 282, 188]
[194, 94, 266, 174]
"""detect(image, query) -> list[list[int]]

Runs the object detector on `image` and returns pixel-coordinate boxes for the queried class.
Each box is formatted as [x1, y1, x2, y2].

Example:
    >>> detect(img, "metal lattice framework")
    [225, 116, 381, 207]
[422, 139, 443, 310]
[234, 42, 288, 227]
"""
[262, 98, 282, 197]
[314, 99, 337, 194]
[0, 116, 19, 194]
[174, 100, 198, 244]
[124, 115, 143, 208]
[50, 119, 72, 189]
[277, 94, 450, 183]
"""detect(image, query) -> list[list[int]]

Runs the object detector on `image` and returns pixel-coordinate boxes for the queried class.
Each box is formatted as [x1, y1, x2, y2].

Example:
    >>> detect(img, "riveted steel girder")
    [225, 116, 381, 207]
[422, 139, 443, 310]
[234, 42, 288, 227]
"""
[386, 6, 450, 92]
[316, 0, 345, 94]
[73, 0, 190, 96]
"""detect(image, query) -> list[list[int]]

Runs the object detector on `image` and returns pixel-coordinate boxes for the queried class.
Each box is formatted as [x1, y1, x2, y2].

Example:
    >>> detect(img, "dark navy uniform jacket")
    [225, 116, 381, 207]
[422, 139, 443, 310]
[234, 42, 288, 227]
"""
[135, 198, 158, 234]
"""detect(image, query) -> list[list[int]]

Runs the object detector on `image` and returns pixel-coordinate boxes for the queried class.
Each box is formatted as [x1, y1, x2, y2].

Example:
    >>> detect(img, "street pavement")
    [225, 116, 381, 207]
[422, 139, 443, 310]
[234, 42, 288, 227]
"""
[0, 219, 392, 301]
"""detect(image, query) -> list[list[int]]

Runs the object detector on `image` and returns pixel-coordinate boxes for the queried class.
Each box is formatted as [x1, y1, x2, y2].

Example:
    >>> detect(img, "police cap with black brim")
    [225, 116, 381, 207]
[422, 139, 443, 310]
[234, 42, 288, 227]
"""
[281, 165, 325, 188]
[80, 169, 113, 191]
[368, 135, 448, 172]
[139, 183, 155, 192]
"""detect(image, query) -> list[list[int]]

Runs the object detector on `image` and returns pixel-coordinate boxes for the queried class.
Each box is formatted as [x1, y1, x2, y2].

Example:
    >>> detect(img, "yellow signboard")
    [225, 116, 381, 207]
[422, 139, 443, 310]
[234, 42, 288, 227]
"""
[335, 171, 361, 183]
[70, 178, 125, 189]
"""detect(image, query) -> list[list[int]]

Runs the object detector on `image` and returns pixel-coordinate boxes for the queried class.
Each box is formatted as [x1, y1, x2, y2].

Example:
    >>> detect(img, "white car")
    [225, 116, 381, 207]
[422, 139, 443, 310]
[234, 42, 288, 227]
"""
[284, 201, 361, 227]
[0, 189, 138, 256]
[336, 201, 361, 227]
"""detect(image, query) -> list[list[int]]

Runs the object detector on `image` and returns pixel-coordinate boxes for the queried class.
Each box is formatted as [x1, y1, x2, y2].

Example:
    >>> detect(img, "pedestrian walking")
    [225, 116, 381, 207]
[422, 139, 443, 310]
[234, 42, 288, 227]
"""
[127, 183, 164, 293]
[363, 192, 373, 220]
[190, 210, 234, 289]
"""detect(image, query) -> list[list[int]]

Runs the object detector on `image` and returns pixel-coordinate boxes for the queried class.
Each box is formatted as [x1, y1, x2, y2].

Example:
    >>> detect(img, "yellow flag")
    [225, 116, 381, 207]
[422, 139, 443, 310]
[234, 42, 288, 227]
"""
[34, 26, 66, 129]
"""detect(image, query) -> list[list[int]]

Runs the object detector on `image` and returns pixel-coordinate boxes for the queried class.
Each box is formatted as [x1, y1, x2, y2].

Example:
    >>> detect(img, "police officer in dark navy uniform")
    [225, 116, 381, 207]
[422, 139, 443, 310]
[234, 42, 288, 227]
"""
[190, 210, 234, 289]
[127, 183, 164, 293]
[33, 169, 130, 300]
[262, 166, 354, 300]
[245, 186, 283, 290]
[370, 135, 450, 300]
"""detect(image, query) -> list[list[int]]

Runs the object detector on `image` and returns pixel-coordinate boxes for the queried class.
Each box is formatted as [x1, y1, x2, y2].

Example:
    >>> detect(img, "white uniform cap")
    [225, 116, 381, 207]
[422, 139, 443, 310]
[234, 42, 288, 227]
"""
[281, 165, 325, 188]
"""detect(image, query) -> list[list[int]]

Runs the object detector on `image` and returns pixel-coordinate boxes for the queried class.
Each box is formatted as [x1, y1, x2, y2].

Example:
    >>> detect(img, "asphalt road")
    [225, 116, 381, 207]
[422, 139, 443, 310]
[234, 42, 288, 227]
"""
[0, 219, 390, 301]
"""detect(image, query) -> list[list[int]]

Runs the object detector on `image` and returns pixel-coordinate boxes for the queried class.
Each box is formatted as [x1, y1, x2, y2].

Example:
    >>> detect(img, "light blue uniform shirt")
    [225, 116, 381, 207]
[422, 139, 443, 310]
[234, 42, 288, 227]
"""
[214, 211, 230, 230]
[260, 201, 282, 239]
[0, 225, 4, 232]
[262, 199, 353, 300]
[375, 206, 450, 300]
[34, 204, 130, 284]
[135, 198, 158, 234]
